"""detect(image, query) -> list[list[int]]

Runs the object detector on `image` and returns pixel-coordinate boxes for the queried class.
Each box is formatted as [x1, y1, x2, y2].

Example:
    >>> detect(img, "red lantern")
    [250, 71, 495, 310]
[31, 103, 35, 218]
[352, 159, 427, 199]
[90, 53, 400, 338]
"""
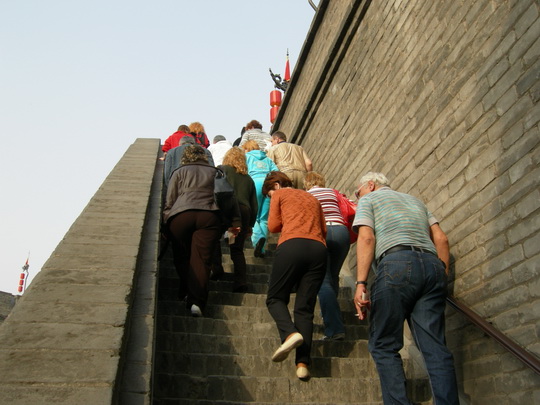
[270, 106, 280, 123]
[18, 272, 25, 293]
[270, 90, 282, 107]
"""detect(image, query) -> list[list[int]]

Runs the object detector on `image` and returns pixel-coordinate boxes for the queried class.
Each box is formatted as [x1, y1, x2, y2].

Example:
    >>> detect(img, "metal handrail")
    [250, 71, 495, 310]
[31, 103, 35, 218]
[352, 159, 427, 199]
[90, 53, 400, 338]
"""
[446, 296, 540, 375]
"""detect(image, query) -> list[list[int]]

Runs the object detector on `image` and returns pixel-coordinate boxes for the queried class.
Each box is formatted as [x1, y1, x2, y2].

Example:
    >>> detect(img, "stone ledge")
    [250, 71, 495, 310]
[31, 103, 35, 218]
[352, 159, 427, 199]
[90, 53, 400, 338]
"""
[0, 138, 160, 404]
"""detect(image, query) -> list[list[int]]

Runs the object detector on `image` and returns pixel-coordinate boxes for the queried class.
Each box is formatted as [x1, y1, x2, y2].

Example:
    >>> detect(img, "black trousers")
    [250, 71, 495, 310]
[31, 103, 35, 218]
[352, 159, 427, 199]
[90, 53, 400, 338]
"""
[212, 204, 250, 289]
[266, 238, 326, 365]
[168, 210, 222, 309]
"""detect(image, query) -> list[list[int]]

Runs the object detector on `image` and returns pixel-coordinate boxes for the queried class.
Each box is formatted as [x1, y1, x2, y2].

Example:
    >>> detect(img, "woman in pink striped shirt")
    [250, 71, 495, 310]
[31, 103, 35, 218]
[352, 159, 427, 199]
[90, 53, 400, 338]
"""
[304, 171, 351, 341]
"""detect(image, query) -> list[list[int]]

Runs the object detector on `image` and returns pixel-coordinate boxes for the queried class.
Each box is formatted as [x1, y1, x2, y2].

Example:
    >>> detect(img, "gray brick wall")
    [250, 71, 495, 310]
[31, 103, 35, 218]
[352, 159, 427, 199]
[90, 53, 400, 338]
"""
[276, 0, 540, 402]
[0, 291, 16, 323]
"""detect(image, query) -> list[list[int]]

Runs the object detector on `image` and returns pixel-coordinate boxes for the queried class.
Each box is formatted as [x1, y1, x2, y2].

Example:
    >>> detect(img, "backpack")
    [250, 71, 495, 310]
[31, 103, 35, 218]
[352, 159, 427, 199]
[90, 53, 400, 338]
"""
[333, 190, 358, 244]
[192, 132, 209, 148]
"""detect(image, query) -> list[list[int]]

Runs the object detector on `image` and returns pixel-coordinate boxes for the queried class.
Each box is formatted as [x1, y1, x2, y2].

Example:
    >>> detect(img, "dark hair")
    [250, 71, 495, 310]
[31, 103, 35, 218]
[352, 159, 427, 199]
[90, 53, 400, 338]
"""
[245, 120, 262, 130]
[180, 135, 196, 145]
[177, 125, 190, 132]
[262, 171, 293, 196]
[272, 131, 287, 142]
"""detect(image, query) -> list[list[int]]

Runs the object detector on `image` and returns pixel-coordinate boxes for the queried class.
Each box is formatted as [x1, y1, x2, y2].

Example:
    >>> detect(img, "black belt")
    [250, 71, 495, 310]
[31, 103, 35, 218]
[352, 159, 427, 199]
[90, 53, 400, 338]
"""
[376, 245, 435, 265]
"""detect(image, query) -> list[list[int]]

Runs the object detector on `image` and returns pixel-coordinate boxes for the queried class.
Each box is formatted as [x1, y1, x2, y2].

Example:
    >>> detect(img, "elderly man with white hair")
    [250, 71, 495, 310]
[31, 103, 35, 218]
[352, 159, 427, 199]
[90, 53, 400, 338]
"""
[352, 172, 459, 405]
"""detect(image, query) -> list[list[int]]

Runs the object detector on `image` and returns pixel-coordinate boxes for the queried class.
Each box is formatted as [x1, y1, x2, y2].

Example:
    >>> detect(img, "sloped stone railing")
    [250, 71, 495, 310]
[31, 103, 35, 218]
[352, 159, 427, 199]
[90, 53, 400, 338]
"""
[0, 138, 161, 404]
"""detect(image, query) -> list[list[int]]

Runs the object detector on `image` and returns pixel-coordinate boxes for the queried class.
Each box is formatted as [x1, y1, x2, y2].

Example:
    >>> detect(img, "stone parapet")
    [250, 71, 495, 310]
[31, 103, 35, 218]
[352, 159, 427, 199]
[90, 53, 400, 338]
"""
[0, 291, 16, 324]
[0, 138, 161, 404]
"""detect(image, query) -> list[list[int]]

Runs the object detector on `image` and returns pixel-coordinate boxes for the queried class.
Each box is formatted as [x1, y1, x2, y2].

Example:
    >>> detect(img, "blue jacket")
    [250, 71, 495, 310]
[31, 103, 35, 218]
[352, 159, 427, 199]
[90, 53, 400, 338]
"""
[245, 150, 278, 179]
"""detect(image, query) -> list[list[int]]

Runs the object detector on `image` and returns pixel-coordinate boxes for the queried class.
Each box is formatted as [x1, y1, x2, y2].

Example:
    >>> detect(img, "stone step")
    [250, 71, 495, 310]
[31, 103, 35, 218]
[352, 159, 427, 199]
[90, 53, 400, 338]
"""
[156, 314, 369, 341]
[208, 280, 354, 301]
[206, 290, 354, 308]
[155, 303, 364, 335]
[154, 332, 370, 359]
[157, 316, 368, 341]
[154, 352, 376, 379]
[158, 258, 275, 280]
[152, 374, 430, 404]
[158, 276, 354, 301]
[157, 293, 362, 325]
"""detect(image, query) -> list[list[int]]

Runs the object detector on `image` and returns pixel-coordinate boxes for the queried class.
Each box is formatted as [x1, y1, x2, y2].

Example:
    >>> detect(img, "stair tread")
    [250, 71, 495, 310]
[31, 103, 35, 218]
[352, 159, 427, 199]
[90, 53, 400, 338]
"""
[154, 332, 370, 358]
[153, 374, 430, 403]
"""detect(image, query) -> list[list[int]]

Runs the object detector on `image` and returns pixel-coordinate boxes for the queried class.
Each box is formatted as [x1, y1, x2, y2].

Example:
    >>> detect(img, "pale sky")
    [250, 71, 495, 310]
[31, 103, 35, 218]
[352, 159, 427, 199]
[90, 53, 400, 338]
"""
[0, 0, 316, 295]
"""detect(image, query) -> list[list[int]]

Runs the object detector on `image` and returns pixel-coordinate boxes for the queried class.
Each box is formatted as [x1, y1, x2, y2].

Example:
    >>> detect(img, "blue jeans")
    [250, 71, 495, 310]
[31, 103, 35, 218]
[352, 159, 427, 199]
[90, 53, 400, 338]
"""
[368, 250, 459, 405]
[318, 224, 350, 337]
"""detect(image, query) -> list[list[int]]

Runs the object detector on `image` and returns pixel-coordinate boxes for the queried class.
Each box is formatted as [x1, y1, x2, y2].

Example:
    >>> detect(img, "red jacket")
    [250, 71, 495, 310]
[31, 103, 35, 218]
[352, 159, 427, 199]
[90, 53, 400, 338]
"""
[162, 131, 192, 153]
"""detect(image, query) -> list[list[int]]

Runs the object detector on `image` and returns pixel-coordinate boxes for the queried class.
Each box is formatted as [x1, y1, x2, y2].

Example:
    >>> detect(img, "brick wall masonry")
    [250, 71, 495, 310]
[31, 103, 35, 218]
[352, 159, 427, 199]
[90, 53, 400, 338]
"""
[276, 0, 540, 403]
[0, 138, 161, 404]
[0, 291, 16, 323]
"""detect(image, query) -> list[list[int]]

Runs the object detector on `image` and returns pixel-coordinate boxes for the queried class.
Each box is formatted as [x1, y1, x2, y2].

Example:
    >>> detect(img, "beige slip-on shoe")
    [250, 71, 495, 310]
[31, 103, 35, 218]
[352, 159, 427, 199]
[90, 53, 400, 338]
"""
[271, 332, 304, 362]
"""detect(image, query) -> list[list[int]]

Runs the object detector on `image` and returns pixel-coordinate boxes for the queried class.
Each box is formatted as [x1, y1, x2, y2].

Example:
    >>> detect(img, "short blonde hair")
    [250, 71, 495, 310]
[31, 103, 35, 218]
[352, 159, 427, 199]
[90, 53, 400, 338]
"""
[242, 140, 260, 152]
[222, 147, 248, 175]
[304, 171, 326, 190]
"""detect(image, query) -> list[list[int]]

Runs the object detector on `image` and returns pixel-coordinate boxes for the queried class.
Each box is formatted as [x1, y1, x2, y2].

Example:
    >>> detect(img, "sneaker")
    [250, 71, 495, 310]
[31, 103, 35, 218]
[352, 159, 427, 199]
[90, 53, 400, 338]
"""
[271, 332, 303, 362]
[296, 363, 310, 380]
[254, 237, 266, 258]
[190, 304, 202, 317]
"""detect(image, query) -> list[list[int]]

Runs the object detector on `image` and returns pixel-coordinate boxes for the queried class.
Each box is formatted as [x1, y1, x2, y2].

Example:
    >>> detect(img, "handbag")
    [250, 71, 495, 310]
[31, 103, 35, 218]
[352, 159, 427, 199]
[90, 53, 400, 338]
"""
[333, 190, 358, 244]
[214, 167, 241, 228]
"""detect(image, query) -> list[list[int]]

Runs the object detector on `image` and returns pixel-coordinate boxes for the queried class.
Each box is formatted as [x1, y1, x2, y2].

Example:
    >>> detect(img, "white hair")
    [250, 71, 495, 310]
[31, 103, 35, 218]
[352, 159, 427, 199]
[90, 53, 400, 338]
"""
[358, 172, 390, 187]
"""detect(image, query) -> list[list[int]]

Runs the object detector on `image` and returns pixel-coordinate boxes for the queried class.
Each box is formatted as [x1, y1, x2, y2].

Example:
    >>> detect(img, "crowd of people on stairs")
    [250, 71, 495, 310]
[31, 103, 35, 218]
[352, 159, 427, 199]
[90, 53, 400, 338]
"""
[160, 119, 459, 403]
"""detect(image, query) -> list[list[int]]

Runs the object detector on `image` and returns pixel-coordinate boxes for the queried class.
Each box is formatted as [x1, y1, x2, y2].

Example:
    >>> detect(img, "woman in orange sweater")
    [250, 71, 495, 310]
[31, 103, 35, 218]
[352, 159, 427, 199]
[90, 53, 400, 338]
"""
[262, 171, 327, 380]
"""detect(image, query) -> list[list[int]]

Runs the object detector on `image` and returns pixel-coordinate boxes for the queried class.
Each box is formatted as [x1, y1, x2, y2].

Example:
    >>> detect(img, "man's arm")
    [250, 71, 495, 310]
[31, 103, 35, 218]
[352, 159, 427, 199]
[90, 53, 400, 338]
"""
[302, 150, 313, 171]
[430, 223, 450, 274]
[354, 225, 375, 320]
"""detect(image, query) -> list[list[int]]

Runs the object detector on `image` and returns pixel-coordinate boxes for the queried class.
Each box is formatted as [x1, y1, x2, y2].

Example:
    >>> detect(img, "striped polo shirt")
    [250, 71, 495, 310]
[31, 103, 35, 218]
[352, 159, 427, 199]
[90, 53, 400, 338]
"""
[352, 187, 438, 260]
[307, 187, 347, 226]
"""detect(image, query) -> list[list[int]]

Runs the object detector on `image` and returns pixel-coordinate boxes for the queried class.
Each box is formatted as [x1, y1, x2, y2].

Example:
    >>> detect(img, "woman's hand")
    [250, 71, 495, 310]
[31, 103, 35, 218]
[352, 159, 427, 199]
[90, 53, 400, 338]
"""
[228, 226, 241, 236]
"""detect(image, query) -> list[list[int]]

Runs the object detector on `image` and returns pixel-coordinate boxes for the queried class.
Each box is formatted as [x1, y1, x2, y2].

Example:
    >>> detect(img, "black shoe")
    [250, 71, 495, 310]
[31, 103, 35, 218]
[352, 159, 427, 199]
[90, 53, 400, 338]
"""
[233, 285, 248, 293]
[254, 237, 266, 258]
[322, 333, 345, 341]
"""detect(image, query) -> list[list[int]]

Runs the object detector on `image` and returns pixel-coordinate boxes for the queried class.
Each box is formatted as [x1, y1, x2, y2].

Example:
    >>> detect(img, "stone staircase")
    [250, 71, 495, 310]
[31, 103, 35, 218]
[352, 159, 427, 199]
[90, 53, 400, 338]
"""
[152, 237, 431, 404]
